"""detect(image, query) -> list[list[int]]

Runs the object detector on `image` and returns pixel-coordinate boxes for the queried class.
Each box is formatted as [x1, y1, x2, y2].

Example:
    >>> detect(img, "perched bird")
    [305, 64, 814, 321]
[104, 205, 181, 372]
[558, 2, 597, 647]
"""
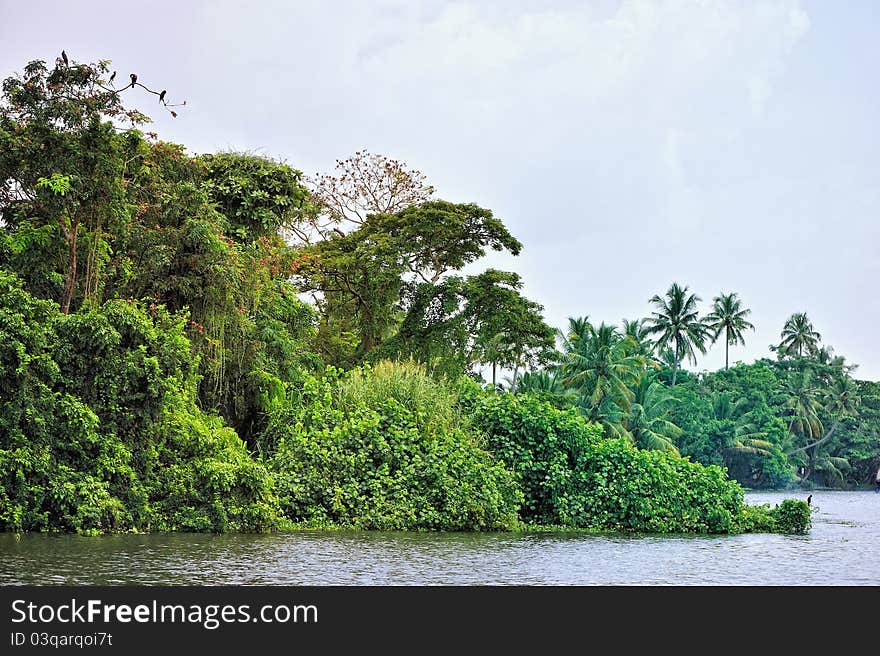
[807, 494, 812, 506]
[159, 89, 166, 103]
[129, 73, 137, 88]
[61, 50, 68, 66]
[109, 71, 116, 83]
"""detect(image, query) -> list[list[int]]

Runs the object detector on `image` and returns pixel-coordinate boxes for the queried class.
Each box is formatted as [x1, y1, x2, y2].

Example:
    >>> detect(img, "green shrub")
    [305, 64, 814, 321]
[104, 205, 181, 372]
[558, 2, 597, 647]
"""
[771, 499, 811, 534]
[267, 363, 522, 530]
[472, 393, 747, 533]
[737, 503, 777, 533]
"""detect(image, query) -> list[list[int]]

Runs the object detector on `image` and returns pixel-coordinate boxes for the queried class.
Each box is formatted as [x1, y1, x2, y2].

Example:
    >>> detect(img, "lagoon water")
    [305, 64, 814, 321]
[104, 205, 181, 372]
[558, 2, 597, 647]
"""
[1, 491, 877, 585]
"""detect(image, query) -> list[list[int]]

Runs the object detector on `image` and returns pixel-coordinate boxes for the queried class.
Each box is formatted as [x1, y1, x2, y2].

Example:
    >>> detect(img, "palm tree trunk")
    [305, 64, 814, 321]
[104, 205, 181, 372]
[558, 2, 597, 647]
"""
[671, 359, 678, 387]
[725, 327, 730, 369]
[787, 421, 839, 456]
[492, 361, 496, 389]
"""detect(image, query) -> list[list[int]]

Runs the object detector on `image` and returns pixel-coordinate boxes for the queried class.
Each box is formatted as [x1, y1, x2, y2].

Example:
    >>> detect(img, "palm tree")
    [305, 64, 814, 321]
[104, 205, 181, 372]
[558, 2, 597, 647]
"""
[779, 312, 821, 358]
[621, 317, 657, 363]
[786, 374, 860, 482]
[510, 369, 567, 396]
[710, 393, 774, 463]
[645, 283, 711, 386]
[625, 374, 681, 453]
[558, 318, 644, 435]
[784, 369, 824, 442]
[705, 292, 754, 369]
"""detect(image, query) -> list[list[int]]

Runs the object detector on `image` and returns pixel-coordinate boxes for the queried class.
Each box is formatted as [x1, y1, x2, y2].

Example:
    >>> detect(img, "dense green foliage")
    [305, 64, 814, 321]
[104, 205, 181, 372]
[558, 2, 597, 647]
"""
[1, 53, 853, 538]
[0, 271, 278, 533]
[472, 393, 748, 533]
[512, 306, 879, 491]
[266, 362, 521, 530]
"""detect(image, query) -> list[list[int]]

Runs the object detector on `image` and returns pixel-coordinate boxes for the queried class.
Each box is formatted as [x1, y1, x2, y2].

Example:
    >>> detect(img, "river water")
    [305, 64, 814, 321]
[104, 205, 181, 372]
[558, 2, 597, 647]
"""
[1, 491, 877, 585]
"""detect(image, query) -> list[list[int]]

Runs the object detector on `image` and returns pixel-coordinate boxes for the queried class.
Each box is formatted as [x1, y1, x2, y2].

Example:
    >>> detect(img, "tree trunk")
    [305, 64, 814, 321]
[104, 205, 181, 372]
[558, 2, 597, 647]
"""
[725, 327, 730, 369]
[787, 421, 839, 456]
[492, 362, 497, 389]
[61, 222, 78, 315]
[800, 449, 816, 485]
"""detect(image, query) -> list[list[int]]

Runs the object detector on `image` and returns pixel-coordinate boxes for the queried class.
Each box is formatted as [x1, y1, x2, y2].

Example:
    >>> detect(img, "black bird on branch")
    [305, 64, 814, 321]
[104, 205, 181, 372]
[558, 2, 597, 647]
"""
[61, 50, 68, 66]
[109, 71, 116, 83]
[159, 89, 166, 103]
[129, 73, 137, 88]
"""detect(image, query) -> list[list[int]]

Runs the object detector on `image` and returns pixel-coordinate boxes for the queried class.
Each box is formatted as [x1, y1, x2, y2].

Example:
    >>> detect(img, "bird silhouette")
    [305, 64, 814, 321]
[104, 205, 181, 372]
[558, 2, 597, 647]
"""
[61, 50, 68, 66]
[109, 71, 116, 83]
[159, 89, 166, 103]
[129, 73, 137, 88]
[807, 494, 812, 506]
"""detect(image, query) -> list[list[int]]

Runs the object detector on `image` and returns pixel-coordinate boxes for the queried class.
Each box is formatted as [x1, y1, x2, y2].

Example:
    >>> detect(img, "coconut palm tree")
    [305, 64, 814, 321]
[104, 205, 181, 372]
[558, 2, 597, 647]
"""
[625, 374, 681, 453]
[510, 369, 567, 396]
[621, 317, 657, 363]
[779, 312, 821, 358]
[705, 292, 755, 369]
[786, 374, 860, 483]
[645, 283, 711, 386]
[784, 369, 824, 442]
[710, 393, 774, 462]
[558, 318, 644, 435]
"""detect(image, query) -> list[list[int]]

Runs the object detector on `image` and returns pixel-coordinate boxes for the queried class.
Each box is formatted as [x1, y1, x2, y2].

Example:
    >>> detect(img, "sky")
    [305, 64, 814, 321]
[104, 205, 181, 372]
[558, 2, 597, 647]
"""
[1, 0, 878, 378]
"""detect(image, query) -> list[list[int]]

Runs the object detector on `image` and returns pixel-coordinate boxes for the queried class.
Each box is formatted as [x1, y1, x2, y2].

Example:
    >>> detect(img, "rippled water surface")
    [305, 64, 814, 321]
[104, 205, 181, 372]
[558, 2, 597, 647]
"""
[1, 491, 877, 585]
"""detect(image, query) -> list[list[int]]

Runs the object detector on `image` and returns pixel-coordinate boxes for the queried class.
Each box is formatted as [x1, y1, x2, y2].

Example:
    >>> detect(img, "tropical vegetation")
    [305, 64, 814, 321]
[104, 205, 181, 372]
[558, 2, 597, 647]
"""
[4, 53, 874, 537]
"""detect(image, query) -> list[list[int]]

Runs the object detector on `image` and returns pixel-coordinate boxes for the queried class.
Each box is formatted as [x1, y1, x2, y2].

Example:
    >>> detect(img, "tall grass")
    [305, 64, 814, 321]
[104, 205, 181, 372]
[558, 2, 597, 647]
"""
[335, 359, 463, 434]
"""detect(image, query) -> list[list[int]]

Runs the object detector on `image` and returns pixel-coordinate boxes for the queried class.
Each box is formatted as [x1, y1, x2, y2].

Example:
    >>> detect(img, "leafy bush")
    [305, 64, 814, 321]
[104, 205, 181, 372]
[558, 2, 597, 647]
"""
[267, 363, 521, 530]
[474, 392, 752, 533]
[771, 499, 811, 534]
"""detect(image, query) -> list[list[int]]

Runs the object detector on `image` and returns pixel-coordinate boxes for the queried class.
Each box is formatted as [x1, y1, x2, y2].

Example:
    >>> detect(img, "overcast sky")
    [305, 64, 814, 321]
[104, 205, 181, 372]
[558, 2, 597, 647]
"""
[2, 0, 878, 378]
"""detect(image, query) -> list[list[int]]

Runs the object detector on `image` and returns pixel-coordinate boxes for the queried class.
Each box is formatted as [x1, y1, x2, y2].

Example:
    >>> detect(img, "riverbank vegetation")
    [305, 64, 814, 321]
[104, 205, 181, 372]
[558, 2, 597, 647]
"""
[3, 54, 870, 534]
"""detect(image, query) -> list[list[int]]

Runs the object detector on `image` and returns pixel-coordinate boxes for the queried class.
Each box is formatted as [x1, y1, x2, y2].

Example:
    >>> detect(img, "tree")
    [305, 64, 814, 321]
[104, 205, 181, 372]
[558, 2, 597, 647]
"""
[787, 373, 860, 484]
[0, 55, 176, 314]
[706, 292, 754, 369]
[307, 150, 434, 238]
[296, 201, 527, 369]
[708, 393, 774, 465]
[622, 317, 657, 363]
[778, 312, 821, 358]
[558, 318, 645, 436]
[462, 269, 555, 387]
[199, 152, 314, 243]
[511, 370, 568, 396]
[373, 200, 521, 285]
[625, 374, 682, 453]
[645, 283, 711, 386]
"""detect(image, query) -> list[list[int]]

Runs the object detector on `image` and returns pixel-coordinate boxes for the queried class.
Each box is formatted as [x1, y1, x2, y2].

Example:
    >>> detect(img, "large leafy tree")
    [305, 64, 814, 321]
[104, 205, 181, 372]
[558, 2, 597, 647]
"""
[296, 199, 534, 372]
[778, 312, 822, 358]
[199, 152, 314, 243]
[462, 269, 555, 387]
[0, 56, 146, 313]
[645, 283, 711, 386]
[706, 292, 754, 369]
